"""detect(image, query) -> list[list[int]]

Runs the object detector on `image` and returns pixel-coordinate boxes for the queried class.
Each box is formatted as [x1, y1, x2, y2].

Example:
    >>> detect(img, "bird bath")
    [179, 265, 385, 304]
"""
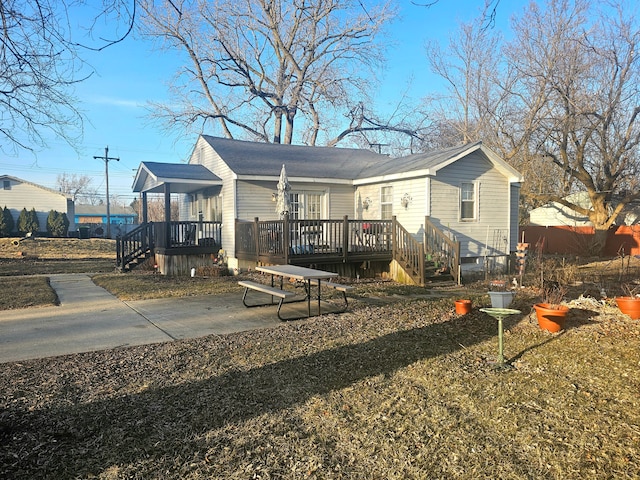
[479, 308, 521, 368]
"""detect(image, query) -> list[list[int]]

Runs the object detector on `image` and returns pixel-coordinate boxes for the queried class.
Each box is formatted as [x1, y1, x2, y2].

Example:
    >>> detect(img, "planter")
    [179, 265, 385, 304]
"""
[489, 291, 515, 308]
[615, 296, 640, 320]
[455, 299, 472, 315]
[533, 303, 570, 333]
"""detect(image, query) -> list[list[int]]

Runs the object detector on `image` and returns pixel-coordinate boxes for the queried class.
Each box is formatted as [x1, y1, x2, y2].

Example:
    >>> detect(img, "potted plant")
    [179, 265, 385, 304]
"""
[488, 279, 515, 308]
[615, 284, 640, 320]
[533, 285, 569, 333]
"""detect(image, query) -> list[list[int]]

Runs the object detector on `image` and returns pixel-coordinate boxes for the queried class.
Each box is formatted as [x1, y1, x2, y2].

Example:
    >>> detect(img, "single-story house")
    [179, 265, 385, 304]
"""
[75, 204, 138, 225]
[129, 136, 523, 281]
[0, 175, 75, 234]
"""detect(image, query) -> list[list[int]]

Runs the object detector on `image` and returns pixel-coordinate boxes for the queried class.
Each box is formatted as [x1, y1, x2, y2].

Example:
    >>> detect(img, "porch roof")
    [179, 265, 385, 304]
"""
[132, 162, 222, 194]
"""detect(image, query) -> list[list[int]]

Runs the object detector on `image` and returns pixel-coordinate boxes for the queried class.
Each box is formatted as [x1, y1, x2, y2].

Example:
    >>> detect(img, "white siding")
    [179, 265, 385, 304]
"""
[430, 152, 511, 258]
[0, 178, 72, 233]
[355, 178, 427, 239]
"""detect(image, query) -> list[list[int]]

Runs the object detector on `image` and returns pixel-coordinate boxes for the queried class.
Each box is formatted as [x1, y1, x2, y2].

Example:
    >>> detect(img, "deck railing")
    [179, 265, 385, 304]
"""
[424, 216, 461, 283]
[116, 222, 154, 271]
[235, 216, 394, 264]
[117, 221, 223, 271]
[153, 221, 222, 249]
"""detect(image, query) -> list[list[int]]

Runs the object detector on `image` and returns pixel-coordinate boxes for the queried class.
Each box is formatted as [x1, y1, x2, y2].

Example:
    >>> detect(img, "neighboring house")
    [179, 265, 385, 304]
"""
[529, 192, 640, 227]
[524, 192, 640, 256]
[132, 136, 522, 277]
[0, 175, 75, 234]
[75, 204, 138, 225]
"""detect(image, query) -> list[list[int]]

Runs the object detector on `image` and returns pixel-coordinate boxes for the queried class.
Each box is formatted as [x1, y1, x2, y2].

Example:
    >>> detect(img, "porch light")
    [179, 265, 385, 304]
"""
[362, 197, 372, 210]
[271, 192, 277, 202]
[401, 193, 412, 209]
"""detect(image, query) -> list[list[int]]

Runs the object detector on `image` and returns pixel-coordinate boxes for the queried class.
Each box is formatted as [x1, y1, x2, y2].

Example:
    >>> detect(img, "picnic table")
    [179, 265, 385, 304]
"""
[239, 265, 351, 320]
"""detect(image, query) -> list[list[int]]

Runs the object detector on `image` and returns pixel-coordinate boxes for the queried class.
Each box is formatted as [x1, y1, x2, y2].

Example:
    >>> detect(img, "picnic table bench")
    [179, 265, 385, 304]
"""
[238, 280, 297, 321]
[308, 279, 353, 311]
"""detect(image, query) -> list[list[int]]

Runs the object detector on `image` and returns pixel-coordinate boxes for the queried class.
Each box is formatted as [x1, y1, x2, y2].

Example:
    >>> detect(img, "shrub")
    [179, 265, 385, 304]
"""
[46, 210, 70, 237]
[17, 207, 39, 234]
[0, 206, 14, 237]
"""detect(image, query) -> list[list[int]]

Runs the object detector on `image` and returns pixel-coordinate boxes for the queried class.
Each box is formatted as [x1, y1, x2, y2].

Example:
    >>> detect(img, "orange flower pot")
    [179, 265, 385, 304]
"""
[615, 297, 640, 320]
[455, 299, 472, 315]
[533, 303, 569, 333]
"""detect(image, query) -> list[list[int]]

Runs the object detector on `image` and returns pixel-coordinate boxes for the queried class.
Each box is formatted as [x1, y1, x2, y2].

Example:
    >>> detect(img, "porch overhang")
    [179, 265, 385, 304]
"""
[132, 161, 222, 194]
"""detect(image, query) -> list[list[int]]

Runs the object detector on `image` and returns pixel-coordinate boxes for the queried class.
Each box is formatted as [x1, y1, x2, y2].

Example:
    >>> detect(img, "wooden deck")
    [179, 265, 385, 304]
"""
[117, 216, 460, 285]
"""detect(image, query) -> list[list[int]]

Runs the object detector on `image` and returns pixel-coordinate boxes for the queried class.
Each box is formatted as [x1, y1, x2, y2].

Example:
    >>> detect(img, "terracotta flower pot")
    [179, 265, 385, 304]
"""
[533, 303, 569, 333]
[615, 297, 640, 320]
[455, 299, 472, 315]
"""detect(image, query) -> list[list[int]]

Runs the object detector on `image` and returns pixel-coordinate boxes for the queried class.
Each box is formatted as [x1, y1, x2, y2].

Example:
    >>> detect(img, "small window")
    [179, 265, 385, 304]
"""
[3, 180, 10, 190]
[380, 186, 393, 220]
[461, 182, 476, 220]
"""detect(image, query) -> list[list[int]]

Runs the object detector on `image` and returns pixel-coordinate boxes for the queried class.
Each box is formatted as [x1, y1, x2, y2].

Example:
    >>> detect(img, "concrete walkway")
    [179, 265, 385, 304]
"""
[0, 274, 283, 364]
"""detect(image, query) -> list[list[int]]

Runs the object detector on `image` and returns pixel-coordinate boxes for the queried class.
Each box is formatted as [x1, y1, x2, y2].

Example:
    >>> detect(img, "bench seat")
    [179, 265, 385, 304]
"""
[308, 279, 353, 311]
[238, 280, 297, 320]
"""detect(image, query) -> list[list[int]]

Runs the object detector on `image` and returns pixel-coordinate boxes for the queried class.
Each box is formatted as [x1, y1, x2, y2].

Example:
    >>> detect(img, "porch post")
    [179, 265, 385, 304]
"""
[164, 183, 171, 248]
[142, 192, 148, 224]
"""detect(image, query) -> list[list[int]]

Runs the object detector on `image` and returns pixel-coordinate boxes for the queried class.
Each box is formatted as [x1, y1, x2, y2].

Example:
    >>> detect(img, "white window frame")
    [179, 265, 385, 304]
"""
[290, 191, 324, 219]
[460, 182, 477, 221]
[380, 186, 393, 220]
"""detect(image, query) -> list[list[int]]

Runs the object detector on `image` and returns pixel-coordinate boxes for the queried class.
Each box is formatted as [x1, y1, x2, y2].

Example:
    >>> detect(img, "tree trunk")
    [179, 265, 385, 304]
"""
[592, 227, 609, 255]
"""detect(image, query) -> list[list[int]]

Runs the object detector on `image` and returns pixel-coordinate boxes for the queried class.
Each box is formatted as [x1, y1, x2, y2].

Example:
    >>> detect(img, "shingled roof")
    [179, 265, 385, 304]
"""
[201, 135, 386, 180]
[132, 161, 222, 193]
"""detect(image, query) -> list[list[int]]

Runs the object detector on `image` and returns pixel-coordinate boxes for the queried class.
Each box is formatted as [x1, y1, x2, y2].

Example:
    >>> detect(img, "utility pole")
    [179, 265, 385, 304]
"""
[94, 146, 120, 238]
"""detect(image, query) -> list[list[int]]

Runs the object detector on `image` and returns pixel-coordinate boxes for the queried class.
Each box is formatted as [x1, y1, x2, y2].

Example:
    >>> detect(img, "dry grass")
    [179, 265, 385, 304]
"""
[92, 273, 244, 301]
[0, 237, 116, 276]
[0, 276, 58, 309]
[1, 238, 639, 477]
[0, 294, 638, 479]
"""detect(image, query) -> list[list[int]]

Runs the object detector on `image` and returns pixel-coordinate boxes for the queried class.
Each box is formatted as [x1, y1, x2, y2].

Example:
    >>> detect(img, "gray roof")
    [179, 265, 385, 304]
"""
[140, 162, 221, 181]
[358, 142, 483, 178]
[201, 135, 386, 180]
[75, 204, 137, 216]
[132, 161, 222, 193]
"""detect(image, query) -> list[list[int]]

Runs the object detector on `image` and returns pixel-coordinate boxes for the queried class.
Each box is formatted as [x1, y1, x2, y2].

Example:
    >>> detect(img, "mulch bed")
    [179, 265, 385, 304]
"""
[0, 291, 639, 479]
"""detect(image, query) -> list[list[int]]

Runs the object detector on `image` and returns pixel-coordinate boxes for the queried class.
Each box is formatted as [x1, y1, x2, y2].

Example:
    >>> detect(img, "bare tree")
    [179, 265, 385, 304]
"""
[0, 1, 135, 154]
[56, 173, 99, 204]
[425, 17, 503, 144]
[139, 0, 416, 146]
[504, 0, 640, 250]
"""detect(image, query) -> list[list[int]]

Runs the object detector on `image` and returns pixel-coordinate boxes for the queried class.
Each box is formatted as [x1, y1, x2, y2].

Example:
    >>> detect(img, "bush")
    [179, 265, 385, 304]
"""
[46, 210, 70, 237]
[17, 207, 39, 235]
[0, 206, 14, 237]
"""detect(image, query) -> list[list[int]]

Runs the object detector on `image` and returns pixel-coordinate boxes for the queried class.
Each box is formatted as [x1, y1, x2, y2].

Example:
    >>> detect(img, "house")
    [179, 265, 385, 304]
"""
[129, 136, 522, 280]
[75, 204, 138, 225]
[523, 192, 640, 256]
[0, 175, 75, 234]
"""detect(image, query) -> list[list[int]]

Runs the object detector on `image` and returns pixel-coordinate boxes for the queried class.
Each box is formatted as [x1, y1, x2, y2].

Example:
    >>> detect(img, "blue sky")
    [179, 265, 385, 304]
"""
[0, 0, 527, 206]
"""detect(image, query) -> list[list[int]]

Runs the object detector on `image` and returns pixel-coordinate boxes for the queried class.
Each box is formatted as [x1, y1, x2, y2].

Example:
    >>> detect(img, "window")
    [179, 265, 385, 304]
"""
[461, 182, 476, 220]
[380, 186, 393, 220]
[3, 180, 10, 190]
[210, 195, 222, 222]
[306, 193, 322, 219]
[289, 192, 323, 219]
